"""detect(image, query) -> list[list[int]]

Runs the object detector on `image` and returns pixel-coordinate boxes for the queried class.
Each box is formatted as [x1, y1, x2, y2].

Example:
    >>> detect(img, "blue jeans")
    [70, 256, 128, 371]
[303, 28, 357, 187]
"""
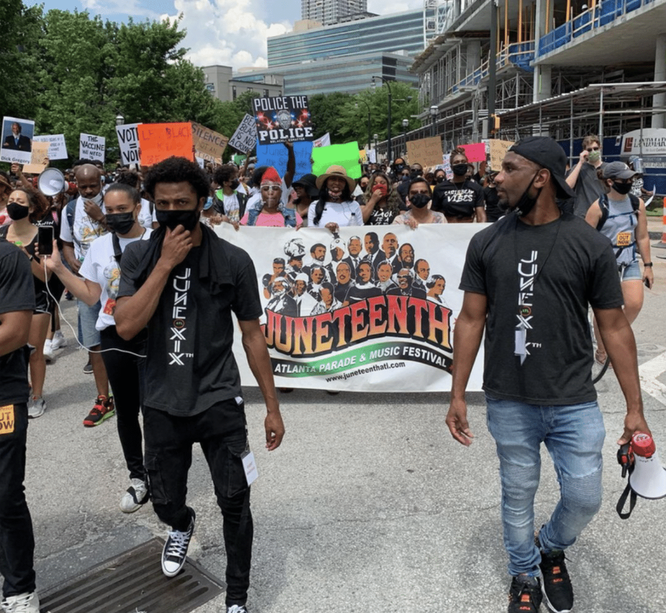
[485, 396, 605, 577]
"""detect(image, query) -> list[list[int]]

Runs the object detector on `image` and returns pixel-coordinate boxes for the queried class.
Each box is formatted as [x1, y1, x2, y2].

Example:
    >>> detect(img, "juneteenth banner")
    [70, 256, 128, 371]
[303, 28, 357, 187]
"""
[215, 224, 486, 392]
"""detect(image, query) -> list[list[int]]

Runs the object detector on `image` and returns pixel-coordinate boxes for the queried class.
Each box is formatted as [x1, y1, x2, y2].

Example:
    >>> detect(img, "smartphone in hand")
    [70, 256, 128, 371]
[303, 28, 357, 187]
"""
[37, 226, 54, 256]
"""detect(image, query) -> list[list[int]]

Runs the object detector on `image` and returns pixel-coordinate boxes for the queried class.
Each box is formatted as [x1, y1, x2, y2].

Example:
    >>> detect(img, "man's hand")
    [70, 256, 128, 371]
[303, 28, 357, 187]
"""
[643, 266, 654, 290]
[265, 410, 285, 451]
[40, 241, 65, 274]
[11, 163, 22, 176]
[618, 412, 651, 446]
[446, 398, 474, 446]
[159, 226, 193, 270]
[578, 149, 589, 165]
[83, 200, 104, 222]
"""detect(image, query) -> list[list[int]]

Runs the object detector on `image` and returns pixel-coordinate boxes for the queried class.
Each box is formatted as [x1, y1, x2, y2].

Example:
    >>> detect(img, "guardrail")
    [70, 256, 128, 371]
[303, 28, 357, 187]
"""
[451, 42, 535, 95]
[538, 0, 655, 56]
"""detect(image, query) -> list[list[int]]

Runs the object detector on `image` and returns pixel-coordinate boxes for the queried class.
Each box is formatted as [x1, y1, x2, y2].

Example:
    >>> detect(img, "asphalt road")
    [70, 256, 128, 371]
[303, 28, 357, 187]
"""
[16, 246, 666, 613]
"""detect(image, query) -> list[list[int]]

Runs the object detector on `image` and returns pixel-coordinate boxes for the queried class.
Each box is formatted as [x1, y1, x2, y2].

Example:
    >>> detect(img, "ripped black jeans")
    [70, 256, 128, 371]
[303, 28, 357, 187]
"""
[143, 400, 251, 607]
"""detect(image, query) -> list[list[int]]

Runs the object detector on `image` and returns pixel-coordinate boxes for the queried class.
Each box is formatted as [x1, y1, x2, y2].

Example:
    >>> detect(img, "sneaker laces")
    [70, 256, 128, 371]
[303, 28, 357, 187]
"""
[4, 592, 36, 613]
[165, 528, 191, 558]
[227, 606, 247, 613]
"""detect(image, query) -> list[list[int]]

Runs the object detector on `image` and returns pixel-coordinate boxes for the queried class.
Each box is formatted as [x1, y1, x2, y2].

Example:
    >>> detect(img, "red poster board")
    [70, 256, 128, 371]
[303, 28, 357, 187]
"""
[138, 123, 194, 166]
[459, 142, 486, 163]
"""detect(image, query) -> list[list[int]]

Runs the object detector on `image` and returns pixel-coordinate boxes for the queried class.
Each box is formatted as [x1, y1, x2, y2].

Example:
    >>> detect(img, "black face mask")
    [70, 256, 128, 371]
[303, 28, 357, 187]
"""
[436, 176, 445, 183]
[410, 170, 423, 179]
[6, 202, 30, 220]
[514, 171, 542, 217]
[229, 179, 240, 190]
[452, 164, 468, 176]
[156, 209, 200, 232]
[410, 193, 431, 209]
[106, 212, 136, 235]
[612, 181, 632, 195]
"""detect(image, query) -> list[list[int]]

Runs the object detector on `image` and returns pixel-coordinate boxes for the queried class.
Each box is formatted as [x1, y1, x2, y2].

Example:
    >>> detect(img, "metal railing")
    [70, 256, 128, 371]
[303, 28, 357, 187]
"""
[538, 0, 655, 56]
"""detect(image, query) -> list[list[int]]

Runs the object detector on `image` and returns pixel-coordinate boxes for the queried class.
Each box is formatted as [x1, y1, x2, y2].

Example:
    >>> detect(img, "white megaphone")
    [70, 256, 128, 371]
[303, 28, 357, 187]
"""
[628, 432, 666, 499]
[37, 168, 66, 197]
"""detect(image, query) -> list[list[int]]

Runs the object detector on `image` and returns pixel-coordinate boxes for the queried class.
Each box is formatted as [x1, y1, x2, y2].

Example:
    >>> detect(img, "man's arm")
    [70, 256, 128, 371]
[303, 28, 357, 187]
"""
[565, 149, 589, 189]
[44, 242, 101, 306]
[283, 141, 295, 189]
[594, 306, 650, 444]
[238, 318, 285, 451]
[115, 226, 193, 340]
[445, 291, 487, 446]
[0, 310, 32, 357]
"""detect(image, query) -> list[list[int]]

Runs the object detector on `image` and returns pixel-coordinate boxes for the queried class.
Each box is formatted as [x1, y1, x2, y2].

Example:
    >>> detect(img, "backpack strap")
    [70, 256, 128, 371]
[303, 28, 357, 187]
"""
[596, 193, 609, 231]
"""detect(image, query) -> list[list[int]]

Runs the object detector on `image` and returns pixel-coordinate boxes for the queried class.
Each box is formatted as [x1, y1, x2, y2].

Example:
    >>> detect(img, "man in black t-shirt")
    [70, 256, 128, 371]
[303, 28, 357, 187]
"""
[115, 157, 285, 613]
[445, 137, 651, 613]
[0, 241, 40, 613]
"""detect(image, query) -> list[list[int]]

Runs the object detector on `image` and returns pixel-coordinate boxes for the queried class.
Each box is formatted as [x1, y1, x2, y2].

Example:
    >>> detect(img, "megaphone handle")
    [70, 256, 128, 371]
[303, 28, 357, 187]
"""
[616, 482, 638, 520]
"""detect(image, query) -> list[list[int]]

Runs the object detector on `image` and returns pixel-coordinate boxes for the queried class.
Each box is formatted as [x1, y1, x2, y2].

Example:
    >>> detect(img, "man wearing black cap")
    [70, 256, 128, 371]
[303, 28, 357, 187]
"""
[445, 136, 651, 613]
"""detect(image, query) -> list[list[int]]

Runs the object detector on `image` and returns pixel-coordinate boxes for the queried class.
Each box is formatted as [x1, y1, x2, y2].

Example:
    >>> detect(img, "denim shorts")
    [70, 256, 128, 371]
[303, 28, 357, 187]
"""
[620, 260, 641, 281]
[77, 300, 101, 349]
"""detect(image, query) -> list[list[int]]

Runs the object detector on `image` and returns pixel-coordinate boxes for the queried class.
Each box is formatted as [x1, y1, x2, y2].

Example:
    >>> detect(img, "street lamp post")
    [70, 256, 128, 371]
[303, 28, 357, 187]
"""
[115, 114, 125, 126]
[429, 105, 438, 137]
[402, 118, 409, 156]
[355, 99, 372, 152]
[373, 133, 379, 160]
[372, 76, 393, 163]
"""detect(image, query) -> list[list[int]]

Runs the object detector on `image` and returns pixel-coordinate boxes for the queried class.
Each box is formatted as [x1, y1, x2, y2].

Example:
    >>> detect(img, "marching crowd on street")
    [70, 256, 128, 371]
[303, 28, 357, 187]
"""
[0, 134, 657, 613]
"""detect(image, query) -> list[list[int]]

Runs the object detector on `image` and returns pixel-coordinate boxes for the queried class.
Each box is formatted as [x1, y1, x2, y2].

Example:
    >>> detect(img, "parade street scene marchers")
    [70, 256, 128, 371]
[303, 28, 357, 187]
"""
[1, 1, 666, 613]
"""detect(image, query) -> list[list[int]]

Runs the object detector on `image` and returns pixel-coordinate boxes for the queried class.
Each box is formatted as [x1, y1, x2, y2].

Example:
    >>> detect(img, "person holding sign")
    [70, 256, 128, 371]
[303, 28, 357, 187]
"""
[114, 156, 284, 613]
[432, 147, 486, 223]
[585, 162, 653, 366]
[308, 166, 363, 232]
[0, 237, 40, 613]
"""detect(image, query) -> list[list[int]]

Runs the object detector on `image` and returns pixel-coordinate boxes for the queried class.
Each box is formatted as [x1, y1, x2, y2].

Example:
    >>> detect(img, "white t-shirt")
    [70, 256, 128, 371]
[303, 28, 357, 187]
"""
[59, 196, 107, 261]
[137, 198, 155, 230]
[79, 229, 152, 330]
[307, 200, 363, 227]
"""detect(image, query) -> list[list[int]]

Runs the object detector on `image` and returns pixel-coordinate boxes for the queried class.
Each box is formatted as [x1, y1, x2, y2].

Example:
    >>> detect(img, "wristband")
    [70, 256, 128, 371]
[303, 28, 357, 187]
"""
[644, 262, 653, 267]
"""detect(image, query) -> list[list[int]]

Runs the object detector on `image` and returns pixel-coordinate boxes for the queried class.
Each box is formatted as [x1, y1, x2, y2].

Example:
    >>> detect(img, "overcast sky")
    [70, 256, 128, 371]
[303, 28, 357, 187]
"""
[26, 0, 424, 70]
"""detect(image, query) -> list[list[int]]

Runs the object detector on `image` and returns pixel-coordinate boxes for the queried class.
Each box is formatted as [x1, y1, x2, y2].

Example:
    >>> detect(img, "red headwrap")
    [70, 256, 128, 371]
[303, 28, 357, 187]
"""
[261, 167, 281, 184]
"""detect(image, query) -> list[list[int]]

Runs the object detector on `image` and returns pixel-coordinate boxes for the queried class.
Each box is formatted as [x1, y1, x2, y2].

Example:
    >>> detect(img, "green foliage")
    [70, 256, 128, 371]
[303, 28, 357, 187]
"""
[308, 92, 355, 143]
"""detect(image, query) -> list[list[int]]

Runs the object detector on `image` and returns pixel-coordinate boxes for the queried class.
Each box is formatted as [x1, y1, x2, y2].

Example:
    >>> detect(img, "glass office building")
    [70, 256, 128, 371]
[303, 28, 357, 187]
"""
[233, 51, 417, 96]
[267, 10, 425, 67]
[301, 0, 368, 26]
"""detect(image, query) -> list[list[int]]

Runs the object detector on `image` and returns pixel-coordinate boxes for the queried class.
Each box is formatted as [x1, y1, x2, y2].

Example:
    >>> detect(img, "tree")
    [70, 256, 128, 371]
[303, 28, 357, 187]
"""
[308, 92, 355, 144]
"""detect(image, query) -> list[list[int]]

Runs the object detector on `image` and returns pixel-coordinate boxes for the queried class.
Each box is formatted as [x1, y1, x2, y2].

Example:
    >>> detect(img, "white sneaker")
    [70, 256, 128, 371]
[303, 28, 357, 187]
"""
[120, 478, 149, 513]
[27, 396, 46, 419]
[51, 330, 67, 350]
[161, 509, 196, 577]
[1, 591, 40, 613]
[43, 339, 56, 364]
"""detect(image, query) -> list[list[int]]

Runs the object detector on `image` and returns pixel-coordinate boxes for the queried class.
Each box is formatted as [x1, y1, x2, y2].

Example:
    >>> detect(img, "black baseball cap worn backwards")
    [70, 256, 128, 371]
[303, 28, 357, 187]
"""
[508, 136, 575, 200]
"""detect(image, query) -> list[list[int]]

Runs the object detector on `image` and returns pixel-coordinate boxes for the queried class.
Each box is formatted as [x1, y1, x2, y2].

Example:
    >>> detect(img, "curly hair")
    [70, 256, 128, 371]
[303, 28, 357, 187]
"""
[11, 187, 50, 224]
[213, 164, 237, 186]
[450, 147, 468, 163]
[144, 156, 210, 202]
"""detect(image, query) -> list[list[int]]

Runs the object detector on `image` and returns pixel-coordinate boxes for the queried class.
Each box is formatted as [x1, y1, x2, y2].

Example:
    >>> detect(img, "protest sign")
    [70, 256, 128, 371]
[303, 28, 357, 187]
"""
[256, 141, 313, 179]
[80, 133, 106, 163]
[23, 141, 50, 174]
[253, 96, 313, 145]
[488, 139, 514, 171]
[191, 122, 228, 164]
[116, 123, 141, 166]
[215, 223, 485, 392]
[367, 149, 377, 164]
[138, 123, 194, 167]
[311, 142, 362, 179]
[459, 142, 486, 163]
[313, 133, 331, 148]
[232, 154, 246, 166]
[228, 114, 257, 154]
[33, 134, 68, 160]
[406, 137, 443, 169]
[1, 116, 35, 164]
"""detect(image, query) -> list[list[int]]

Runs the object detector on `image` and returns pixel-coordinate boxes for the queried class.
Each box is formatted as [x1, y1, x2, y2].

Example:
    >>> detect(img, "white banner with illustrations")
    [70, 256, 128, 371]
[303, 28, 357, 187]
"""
[215, 224, 486, 392]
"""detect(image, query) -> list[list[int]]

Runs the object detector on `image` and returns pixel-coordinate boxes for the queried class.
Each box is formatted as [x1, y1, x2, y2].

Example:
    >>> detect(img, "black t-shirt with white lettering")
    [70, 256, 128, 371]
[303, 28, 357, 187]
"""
[460, 212, 623, 404]
[432, 179, 485, 218]
[118, 236, 262, 417]
[0, 240, 36, 405]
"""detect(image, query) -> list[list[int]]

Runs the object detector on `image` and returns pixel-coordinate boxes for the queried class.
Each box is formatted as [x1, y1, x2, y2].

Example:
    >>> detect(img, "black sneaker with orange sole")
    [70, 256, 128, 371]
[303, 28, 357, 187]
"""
[539, 548, 573, 613]
[83, 395, 115, 427]
[508, 575, 542, 613]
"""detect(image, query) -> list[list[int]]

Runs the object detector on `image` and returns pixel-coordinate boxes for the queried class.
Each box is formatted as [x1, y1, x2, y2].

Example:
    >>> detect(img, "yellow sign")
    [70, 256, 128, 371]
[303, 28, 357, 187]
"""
[406, 137, 443, 169]
[616, 231, 632, 247]
[0, 405, 15, 435]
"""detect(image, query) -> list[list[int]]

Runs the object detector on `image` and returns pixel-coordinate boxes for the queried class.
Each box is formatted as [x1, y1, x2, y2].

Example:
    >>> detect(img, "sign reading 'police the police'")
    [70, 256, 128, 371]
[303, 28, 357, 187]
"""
[253, 96, 313, 145]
